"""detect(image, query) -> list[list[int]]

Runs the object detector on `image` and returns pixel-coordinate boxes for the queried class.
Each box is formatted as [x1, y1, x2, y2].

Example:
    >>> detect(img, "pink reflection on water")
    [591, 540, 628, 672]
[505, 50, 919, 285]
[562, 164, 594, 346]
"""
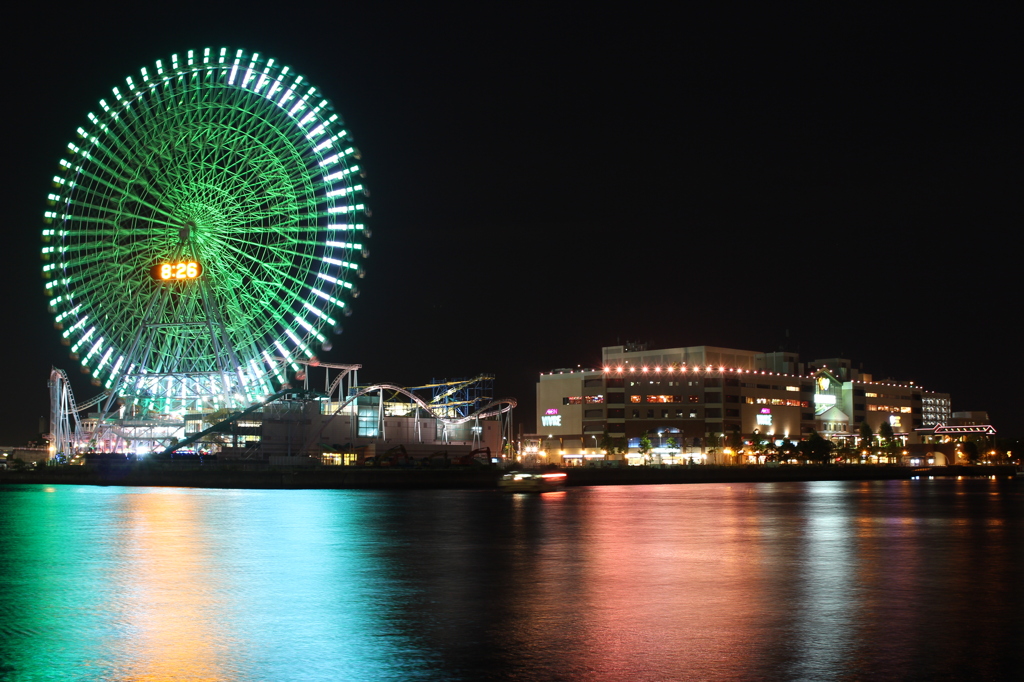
[500, 484, 783, 680]
[576, 485, 769, 680]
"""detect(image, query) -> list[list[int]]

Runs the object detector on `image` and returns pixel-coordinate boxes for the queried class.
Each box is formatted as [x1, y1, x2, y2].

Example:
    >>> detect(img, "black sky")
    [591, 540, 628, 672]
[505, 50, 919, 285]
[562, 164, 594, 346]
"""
[2, 4, 1020, 443]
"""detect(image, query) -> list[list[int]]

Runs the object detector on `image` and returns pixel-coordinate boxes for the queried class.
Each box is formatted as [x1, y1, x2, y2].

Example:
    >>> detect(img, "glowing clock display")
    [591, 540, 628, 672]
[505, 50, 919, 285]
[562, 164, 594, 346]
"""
[151, 261, 203, 281]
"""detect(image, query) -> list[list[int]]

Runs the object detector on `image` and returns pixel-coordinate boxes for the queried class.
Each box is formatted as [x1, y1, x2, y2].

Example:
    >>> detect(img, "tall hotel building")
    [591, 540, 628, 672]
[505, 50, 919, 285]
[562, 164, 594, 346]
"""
[532, 344, 953, 465]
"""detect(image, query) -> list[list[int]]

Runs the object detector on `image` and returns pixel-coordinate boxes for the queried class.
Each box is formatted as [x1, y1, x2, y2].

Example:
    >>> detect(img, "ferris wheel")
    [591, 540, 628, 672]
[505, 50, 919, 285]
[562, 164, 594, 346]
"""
[42, 48, 369, 416]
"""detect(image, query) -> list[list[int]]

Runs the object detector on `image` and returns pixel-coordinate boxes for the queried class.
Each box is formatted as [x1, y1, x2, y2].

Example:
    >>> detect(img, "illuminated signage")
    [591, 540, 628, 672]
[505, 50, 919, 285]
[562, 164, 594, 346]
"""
[756, 414, 773, 426]
[813, 394, 836, 405]
[760, 408, 771, 414]
[152, 261, 202, 281]
[541, 415, 562, 427]
[545, 408, 559, 415]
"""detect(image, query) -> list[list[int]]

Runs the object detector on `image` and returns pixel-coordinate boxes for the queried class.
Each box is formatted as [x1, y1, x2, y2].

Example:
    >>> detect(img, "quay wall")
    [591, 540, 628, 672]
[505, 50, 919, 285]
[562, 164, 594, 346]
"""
[1, 465, 1015, 490]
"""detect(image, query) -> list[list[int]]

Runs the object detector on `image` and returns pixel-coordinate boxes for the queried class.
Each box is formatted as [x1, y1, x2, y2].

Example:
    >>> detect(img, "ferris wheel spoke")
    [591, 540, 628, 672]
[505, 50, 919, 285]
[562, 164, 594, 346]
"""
[201, 245, 272, 274]
[218, 236, 317, 272]
[66, 208, 180, 233]
[65, 257, 163, 316]
[55, 229, 120, 244]
[229, 199, 322, 227]
[211, 229, 314, 253]
[82, 133, 188, 213]
[213, 222, 313, 237]
[62, 242, 168, 272]
[232, 246, 320, 277]
[68, 282, 138, 318]
[224, 252, 318, 302]
[57, 214, 163, 237]
[209, 238, 293, 275]
[61, 248, 127, 273]
[257, 275, 332, 324]
[73, 169, 178, 222]
[250, 268, 332, 319]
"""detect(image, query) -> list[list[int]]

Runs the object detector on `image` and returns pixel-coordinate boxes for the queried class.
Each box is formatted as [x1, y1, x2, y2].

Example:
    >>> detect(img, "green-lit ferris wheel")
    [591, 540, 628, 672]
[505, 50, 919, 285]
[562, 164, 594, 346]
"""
[42, 48, 369, 416]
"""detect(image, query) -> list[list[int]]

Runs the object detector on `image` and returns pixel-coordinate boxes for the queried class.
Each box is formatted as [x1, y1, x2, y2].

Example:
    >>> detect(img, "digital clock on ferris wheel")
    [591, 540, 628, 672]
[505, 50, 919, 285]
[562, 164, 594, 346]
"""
[151, 261, 203, 281]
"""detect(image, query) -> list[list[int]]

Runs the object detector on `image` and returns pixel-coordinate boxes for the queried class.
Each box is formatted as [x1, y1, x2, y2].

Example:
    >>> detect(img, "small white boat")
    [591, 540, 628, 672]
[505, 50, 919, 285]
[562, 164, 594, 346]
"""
[498, 471, 568, 492]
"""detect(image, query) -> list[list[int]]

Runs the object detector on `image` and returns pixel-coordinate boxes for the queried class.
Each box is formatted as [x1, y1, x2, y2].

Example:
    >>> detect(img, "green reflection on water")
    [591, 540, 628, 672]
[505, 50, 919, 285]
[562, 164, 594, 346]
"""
[0, 485, 435, 681]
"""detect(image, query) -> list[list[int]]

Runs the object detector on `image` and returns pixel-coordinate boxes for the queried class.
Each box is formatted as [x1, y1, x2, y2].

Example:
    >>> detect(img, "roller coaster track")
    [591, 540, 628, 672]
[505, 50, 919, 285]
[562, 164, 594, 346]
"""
[76, 390, 113, 412]
[48, 367, 112, 428]
[48, 367, 79, 456]
[411, 374, 494, 408]
[301, 384, 516, 455]
[48, 367, 131, 456]
[49, 368, 80, 424]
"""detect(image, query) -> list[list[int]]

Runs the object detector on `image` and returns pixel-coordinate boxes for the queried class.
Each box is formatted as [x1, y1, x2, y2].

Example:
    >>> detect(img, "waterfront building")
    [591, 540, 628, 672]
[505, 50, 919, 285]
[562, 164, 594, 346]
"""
[193, 392, 505, 465]
[532, 343, 957, 466]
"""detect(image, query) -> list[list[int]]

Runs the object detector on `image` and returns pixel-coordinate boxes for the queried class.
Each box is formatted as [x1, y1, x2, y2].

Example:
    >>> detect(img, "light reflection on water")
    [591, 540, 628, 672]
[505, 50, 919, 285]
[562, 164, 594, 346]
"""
[0, 479, 1020, 681]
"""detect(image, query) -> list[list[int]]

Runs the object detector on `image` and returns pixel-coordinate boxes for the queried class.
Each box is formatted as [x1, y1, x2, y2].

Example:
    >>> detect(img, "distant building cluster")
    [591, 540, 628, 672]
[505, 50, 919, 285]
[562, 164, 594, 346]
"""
[530, 344, 993, 466]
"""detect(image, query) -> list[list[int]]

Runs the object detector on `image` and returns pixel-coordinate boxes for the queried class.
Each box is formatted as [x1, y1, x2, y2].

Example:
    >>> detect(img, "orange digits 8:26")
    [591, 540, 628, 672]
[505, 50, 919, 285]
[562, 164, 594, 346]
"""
[155, 261, 201, 280]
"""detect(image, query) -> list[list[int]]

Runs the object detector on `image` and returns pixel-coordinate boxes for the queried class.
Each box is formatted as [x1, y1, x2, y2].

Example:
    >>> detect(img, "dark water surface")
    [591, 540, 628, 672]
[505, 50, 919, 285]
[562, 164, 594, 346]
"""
[1, 478, 1021, 681]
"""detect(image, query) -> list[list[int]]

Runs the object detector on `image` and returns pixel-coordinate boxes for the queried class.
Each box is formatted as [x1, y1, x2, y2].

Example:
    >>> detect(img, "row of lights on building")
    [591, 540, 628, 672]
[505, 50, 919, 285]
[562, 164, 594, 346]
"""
[544, 366, 929, 391]
[546, 367, 796, 376]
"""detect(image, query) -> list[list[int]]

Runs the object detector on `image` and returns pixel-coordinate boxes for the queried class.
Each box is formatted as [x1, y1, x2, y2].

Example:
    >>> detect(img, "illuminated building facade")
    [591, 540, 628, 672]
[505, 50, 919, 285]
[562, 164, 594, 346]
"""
[533, 344, 953, 465]
[200, 391, 506, 464]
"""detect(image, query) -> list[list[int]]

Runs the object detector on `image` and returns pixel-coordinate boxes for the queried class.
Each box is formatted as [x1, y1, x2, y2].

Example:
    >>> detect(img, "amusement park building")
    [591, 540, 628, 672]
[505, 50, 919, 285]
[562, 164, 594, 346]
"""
[53, 368, 511, 463]
[531, 344, 954, 465]
[214, 395, 505, 464]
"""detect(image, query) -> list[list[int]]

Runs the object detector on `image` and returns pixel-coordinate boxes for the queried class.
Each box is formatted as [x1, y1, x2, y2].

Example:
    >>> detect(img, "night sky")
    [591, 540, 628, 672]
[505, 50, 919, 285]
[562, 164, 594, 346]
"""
[2, 4, 1019, 444]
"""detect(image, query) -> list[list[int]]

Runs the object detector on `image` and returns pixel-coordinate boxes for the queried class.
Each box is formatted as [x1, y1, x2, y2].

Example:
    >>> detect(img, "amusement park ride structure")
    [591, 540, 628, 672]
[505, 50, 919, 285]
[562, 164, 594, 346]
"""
[41, 48, 514, 460]
[49, 363, 516, 459]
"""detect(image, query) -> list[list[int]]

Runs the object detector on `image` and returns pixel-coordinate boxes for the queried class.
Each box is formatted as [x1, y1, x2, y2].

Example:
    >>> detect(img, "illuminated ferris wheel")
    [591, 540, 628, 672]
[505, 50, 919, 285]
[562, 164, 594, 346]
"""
[42, 48, 369, 416]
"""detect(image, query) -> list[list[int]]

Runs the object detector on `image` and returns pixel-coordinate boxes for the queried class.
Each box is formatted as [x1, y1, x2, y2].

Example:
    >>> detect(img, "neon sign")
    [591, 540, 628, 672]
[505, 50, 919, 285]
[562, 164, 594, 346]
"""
[541, 415, 562, 427]
[151, 261, 202, 281]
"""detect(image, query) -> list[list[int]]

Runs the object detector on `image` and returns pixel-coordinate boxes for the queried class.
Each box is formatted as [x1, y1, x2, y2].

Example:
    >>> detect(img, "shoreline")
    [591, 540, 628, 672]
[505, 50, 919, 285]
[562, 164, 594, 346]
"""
[0, 464, 1015, 490]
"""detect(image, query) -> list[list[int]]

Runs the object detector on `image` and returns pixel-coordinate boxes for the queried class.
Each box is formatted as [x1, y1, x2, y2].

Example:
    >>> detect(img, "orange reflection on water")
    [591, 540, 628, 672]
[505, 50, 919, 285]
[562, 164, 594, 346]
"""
[112, 489, 231, 681]
[521, 485, 775, 680]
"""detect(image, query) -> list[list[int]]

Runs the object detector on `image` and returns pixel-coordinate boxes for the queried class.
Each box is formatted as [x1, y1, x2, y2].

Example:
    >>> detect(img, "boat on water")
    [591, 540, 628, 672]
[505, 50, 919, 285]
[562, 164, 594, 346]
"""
[498, 471, 568, 492]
